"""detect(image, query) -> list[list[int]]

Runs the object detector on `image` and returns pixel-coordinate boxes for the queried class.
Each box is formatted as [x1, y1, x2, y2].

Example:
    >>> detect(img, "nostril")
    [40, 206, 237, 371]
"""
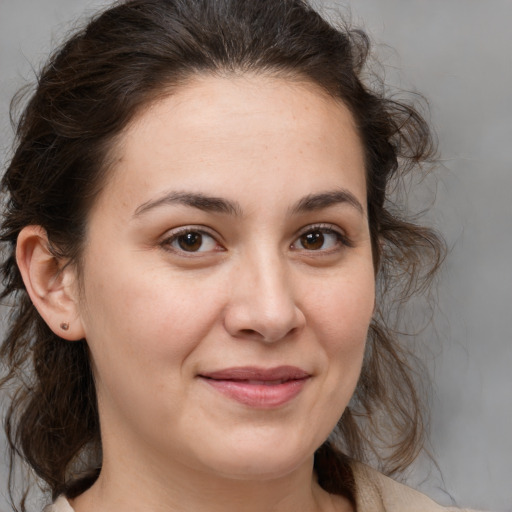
[239, 328, 260, 337]
[236, 325, 300, 342]
[224, 299, 306, 343]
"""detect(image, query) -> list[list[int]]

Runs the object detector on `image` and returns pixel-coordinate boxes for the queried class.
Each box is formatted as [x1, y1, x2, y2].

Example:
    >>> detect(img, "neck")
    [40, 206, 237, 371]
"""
[71, 408, 353, 512]
[71, 452, 351, 512]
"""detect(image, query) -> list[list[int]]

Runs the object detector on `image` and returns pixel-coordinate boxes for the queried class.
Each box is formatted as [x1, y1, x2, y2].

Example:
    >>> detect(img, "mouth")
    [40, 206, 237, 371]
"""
[198, 366, 311, 408]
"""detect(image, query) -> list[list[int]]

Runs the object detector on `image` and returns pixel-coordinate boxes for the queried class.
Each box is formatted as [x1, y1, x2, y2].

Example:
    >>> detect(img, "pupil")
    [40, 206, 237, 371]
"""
[302, 231, 324, 250]
[178, 232, 202, 251]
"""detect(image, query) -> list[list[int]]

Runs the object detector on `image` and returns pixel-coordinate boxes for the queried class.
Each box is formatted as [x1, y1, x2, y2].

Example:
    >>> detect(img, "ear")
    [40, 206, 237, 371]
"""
[16, 225, 85, 341]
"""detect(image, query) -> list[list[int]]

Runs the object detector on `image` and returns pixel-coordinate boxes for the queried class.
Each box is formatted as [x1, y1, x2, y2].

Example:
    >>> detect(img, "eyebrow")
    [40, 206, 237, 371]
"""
[290, 190, 365, 216]
[133, 188, 364, 218]
[133, 191, 243, 217]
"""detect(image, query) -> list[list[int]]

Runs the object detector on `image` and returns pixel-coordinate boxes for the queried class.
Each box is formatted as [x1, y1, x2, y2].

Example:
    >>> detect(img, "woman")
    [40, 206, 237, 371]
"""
[0, 0, 473, 511]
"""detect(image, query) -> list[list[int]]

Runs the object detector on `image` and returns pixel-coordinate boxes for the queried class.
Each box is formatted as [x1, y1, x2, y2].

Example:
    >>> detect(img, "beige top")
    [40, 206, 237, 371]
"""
[350, 463, 477, 511]
[46, 463, 479, 512]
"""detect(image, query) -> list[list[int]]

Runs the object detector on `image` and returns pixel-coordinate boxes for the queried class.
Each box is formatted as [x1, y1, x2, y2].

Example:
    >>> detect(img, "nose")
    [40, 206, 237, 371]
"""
[223, 251, 306, 343]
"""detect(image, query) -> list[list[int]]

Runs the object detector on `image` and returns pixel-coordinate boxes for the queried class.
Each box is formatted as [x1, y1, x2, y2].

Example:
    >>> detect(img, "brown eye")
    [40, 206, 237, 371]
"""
[299, 231, 325, 250]
[177, 232, 203, 252]
[291, 226, 346, 252]
[163, 229, 219, 254]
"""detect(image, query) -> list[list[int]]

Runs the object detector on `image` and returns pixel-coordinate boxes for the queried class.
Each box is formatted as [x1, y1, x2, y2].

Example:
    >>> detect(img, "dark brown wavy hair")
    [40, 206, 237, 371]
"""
[0, 0, 444, 509]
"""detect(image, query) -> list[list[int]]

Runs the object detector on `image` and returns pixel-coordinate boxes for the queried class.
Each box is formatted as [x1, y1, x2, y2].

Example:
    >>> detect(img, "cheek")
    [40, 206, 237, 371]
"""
[79, 268, 229, 437]
[308, 269, 375, 344]
[92, 285, 214, 351]
[79, 254, 226, 387]
[307, 266, 375, 391]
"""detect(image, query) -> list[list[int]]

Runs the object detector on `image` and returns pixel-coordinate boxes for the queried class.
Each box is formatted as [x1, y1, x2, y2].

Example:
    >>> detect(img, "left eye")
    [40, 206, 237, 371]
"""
[164, 230, 219, 253]
[291, 228, 344, 251]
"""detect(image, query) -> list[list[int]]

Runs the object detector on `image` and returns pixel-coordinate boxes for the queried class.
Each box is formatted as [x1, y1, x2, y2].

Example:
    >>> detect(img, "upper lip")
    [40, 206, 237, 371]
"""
[199, 366, 311, 382]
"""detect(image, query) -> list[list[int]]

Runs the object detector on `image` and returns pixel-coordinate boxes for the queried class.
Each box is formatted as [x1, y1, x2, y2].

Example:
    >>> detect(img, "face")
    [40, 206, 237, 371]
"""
[75, 75, 375, 482]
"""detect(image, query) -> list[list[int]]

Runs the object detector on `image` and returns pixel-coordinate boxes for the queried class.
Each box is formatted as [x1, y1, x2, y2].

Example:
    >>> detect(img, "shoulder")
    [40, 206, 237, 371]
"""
[44, 469, 483, 512]
[43, 496, 75, 512]
[351, 462, 480, 512]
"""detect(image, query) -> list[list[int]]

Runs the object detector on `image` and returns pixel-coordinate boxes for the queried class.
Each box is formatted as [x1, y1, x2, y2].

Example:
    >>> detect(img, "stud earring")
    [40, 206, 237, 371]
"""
[60, 322, 70, 331]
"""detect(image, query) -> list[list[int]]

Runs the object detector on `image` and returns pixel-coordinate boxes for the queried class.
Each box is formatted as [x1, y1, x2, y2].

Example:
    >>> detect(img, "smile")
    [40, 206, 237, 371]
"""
[199, 366, 311, 408]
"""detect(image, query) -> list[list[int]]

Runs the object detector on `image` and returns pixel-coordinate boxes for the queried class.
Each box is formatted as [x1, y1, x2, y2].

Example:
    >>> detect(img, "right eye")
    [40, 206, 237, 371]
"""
[161, 228, 221, 254]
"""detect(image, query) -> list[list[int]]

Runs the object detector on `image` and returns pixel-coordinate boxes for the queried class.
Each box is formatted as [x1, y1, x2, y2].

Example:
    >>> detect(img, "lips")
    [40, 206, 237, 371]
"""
[198, 366, 311, 408]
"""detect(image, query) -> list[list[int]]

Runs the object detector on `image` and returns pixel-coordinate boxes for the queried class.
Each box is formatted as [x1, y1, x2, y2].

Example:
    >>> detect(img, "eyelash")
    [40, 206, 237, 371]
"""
[291, 224, 352, 253]
[160, 226, 223, 256]
[159, 223, 352, 256]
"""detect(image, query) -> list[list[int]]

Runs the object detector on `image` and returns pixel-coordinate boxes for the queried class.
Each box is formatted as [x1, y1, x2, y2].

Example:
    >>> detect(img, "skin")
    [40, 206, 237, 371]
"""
[19, 74, 375, 512]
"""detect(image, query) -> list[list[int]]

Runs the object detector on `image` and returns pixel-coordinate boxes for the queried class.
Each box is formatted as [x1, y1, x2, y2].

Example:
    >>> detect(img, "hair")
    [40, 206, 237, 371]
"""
[0, 0, 444, 509]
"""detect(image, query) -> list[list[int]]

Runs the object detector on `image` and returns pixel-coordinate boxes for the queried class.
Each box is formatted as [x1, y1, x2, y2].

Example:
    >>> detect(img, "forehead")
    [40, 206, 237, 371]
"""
[99, 74, 366, 215]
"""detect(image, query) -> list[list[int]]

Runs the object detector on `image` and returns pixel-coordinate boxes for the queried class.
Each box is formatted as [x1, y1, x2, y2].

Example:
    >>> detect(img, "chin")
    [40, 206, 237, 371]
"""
[213, 457, 311, 482]
[194, 434, 319, 482]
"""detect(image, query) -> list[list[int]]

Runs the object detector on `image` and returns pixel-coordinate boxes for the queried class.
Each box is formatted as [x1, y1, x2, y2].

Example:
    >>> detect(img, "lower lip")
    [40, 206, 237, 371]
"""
[201, 378, 308, 408]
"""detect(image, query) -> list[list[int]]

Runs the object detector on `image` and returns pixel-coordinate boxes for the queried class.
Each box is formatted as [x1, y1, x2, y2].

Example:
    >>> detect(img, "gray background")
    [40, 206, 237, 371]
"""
[0, 1, 511, 511]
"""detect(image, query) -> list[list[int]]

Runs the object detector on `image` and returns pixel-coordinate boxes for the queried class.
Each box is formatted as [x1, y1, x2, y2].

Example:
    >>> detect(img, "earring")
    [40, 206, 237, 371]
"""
[60, 322, 70, 331]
